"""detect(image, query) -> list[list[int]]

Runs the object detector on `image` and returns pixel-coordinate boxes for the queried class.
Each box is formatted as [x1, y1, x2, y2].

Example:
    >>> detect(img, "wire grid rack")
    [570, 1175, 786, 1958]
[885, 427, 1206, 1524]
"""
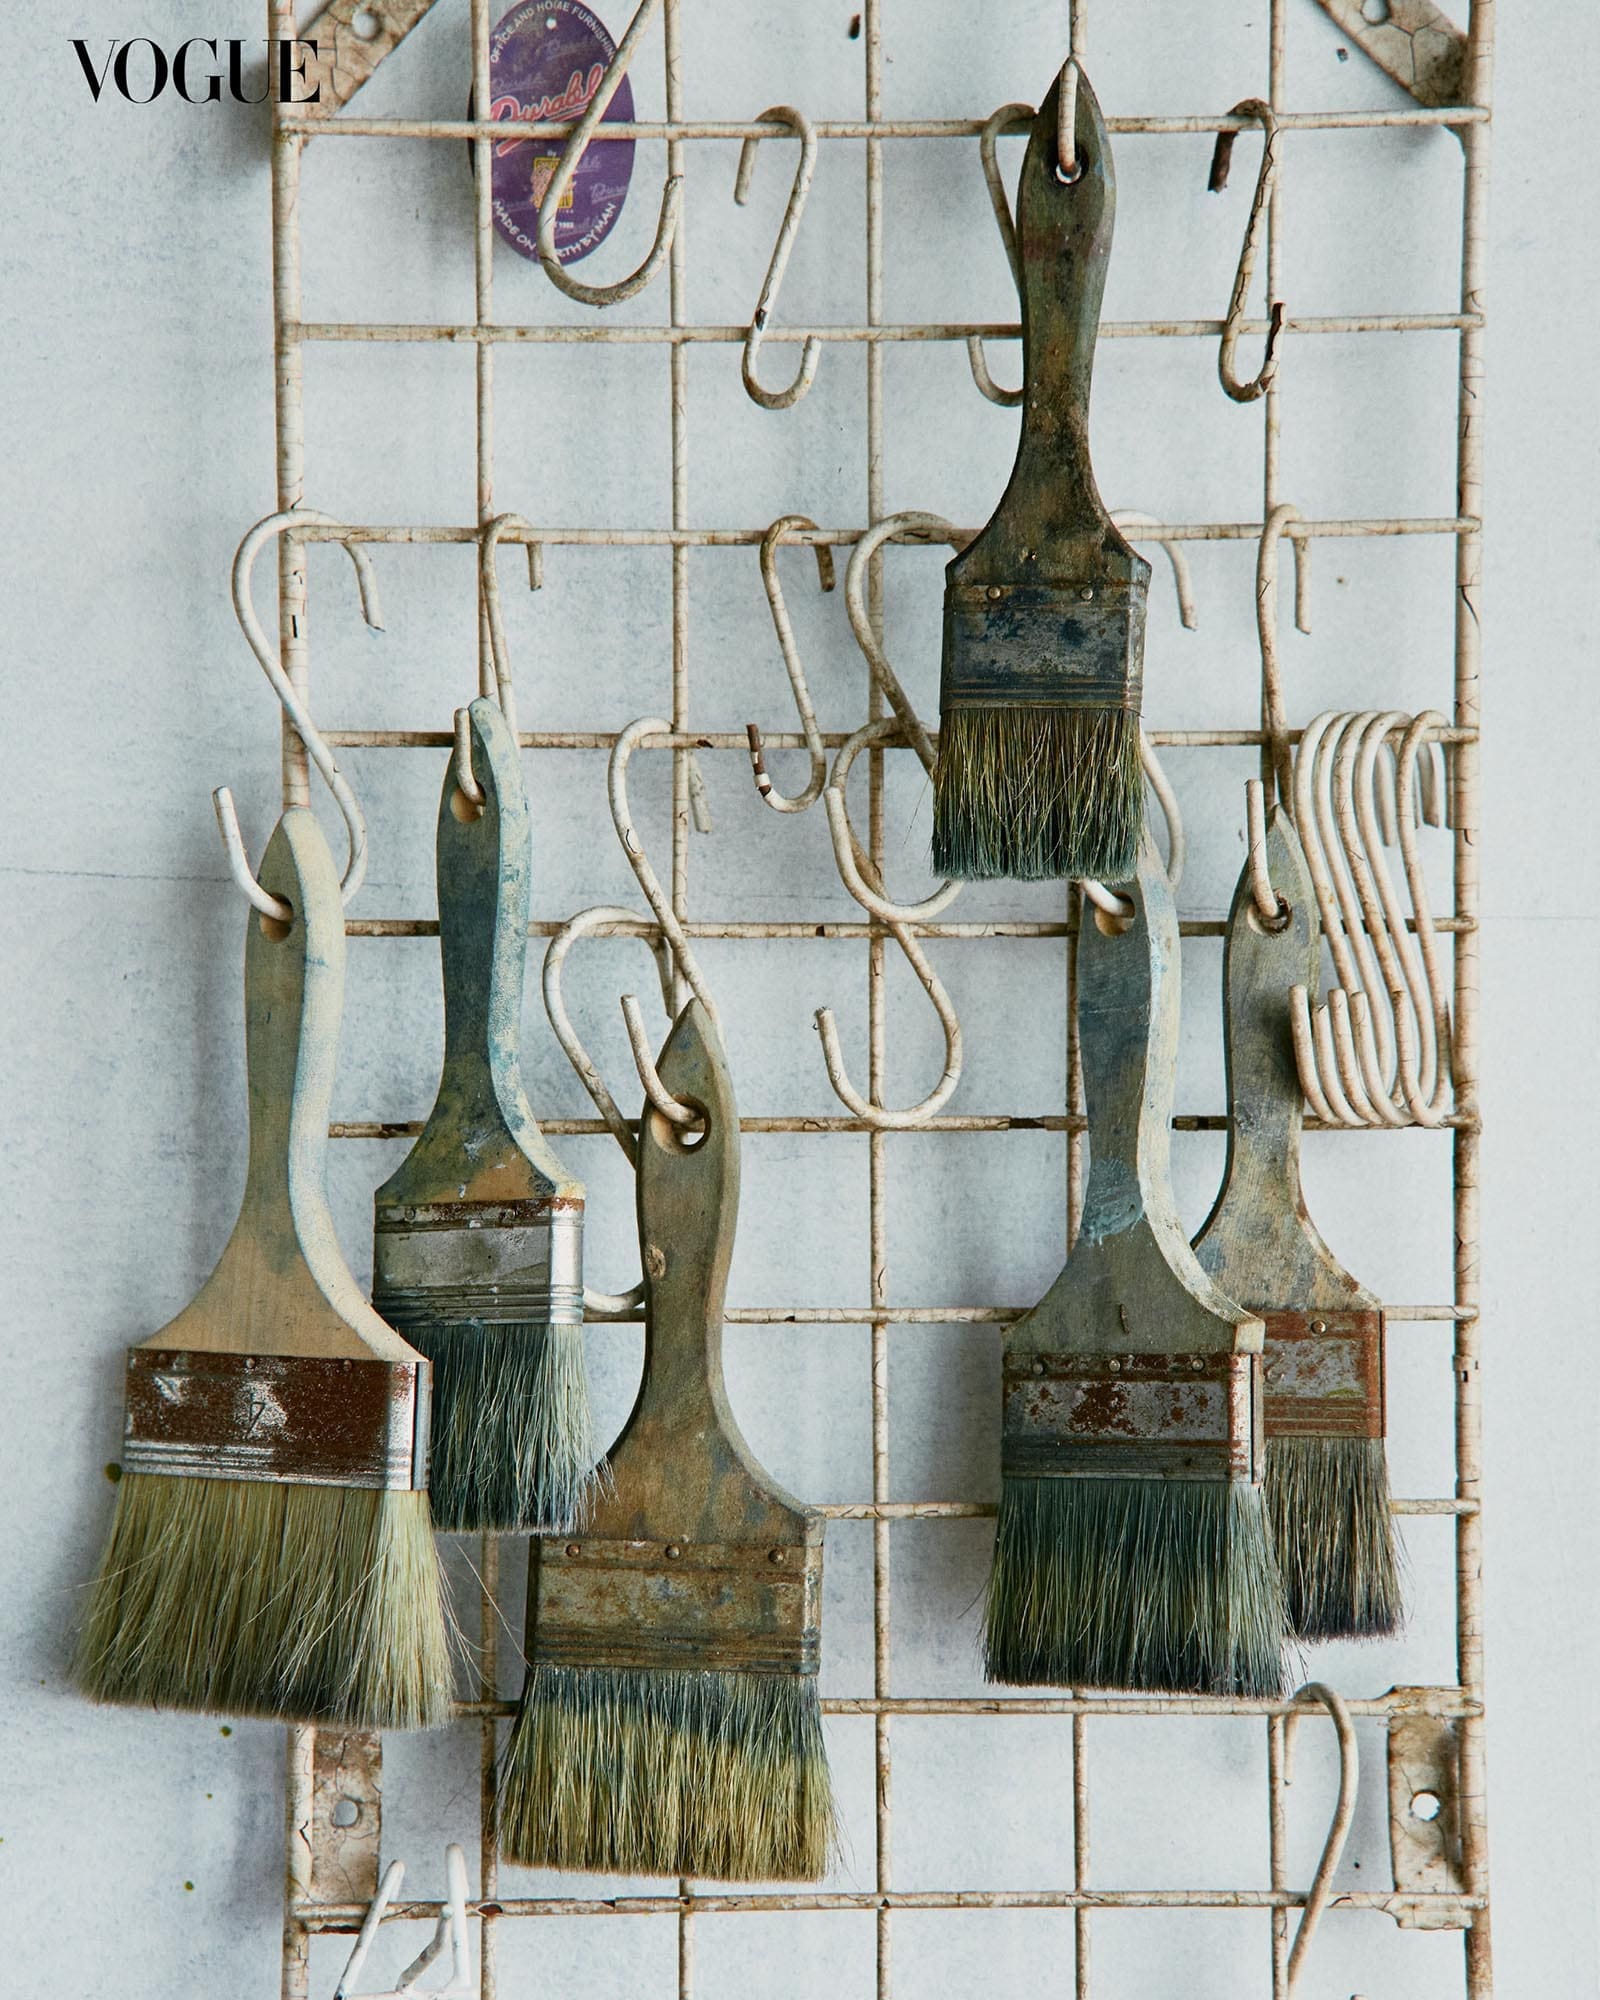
[264, 0, 1494, 1994]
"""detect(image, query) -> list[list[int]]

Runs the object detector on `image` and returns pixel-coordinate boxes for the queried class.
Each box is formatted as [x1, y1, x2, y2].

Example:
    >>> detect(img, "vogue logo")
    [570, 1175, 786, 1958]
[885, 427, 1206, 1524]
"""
[71, 37, 323, 105]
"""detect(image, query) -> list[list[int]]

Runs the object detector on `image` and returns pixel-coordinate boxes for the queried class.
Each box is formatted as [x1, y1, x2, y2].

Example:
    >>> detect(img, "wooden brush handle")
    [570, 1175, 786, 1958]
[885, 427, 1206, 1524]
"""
[1010, 838, 1261, 1358]
[1193, 808, 1375, 1308]
[379, 698, 573, 1205]
[593, 1000, 807, 1542]
[1075, 836, 1181, 1240]
[949, 66, 1142, 589]
[157, 809, 412, 1360]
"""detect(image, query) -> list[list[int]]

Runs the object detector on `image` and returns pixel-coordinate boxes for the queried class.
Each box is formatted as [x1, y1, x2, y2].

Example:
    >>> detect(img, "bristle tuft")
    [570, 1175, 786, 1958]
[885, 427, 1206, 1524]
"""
[933, 706, 1143, 882]
[985, 1476, 1288, 1695]
[74, 1474, 455, 1728]
[1266, 1437, 1403, 1641]
[404, 1321, 595, 1534]
[500, 1664, 835, 1881]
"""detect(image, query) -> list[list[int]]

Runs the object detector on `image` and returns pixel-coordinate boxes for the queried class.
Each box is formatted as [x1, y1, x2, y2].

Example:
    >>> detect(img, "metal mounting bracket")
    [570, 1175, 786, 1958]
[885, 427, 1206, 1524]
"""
[1313, 1, 1466, 109]
[312, 1730, 385, 1906]
[300, 1, 443, 116]
[1387, 1697, 1469, 1930]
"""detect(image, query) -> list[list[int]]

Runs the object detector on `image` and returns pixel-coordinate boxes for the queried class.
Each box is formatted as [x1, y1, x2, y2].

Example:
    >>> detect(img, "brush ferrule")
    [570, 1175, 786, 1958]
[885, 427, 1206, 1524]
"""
[373, 1198, 583, 1329]
[1261, 1309, 1385, 1440]
[531, 1535, 823, 1676]
[120, 1349, 430, 1490]
[1002, 1350, 1264, 1483]
[941, 578, 1147, 710]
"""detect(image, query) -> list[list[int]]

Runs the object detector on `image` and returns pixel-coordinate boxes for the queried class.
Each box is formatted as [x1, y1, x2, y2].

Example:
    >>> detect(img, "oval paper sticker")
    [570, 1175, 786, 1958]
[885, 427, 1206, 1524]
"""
[486, 1, 635, 266]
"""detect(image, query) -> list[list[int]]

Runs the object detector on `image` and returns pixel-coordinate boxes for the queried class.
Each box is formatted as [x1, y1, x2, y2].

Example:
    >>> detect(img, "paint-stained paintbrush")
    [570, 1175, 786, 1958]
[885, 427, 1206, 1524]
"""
[1193, 807, 1402, 1640]
[499, 1000, 834, 1881]
[986, 838, 1287, 1695]
[934, 65, 1150, 884]
[75, 809, 453, 1728]
[373, 697, 590, 1533]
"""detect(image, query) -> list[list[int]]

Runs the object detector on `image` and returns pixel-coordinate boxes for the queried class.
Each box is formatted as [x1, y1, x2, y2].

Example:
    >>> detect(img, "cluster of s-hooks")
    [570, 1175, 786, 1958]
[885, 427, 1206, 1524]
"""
[743, 506, 1191, 1128]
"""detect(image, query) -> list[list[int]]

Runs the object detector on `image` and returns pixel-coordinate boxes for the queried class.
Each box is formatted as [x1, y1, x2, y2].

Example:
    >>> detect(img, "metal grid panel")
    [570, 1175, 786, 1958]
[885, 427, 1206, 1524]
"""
[267, 1, 1493, 1993]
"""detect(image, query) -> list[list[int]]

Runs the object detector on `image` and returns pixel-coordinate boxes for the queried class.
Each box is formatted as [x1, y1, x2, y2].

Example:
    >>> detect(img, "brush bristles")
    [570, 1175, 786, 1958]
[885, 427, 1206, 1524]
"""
[1266, 1437, 1403, 1642]
[985, 1476, 1288, 1695]
[403, 1321, 595, 1534]
[74, 1473, 454, 1729]
[933, 706, 1144, 882]
[499, 1664, 835, 1881]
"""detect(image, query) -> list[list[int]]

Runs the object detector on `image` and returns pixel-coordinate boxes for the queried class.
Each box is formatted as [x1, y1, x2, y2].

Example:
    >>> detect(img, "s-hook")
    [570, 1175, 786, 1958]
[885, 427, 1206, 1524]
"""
[535, 0, 682, 308]
[333, 1843, 472, 1999]
[1208, 99, 1285, 404]
[453, 512, 540, 806]
[1280, 1683, 1359, 1995]
[216, 507, 383, 920]
[746, 514, 836, 813]
[734, 107, 822, 409]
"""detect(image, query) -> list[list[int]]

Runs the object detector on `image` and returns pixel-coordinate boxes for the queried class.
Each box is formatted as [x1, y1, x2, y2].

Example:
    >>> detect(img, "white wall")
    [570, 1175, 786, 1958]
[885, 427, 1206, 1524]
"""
[2, 3, 1594, 1995]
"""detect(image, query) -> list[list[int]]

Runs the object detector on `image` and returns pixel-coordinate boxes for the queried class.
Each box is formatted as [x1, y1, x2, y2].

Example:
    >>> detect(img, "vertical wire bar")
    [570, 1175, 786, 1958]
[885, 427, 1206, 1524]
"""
[468, 11, 501, 1995]
[479, 1535, 500, 2000]
[1453, 4, 1493, 1992]
[863, 7, 892, 1998]
[1261, 0, 1286, 801]
[1063, 16, 1090, 1990]
[271, 0, 309, 810]
[1264, 22, 1291, 1996]
[1267, 1715, 1288, 1998]
[282, 1726, 315, 2000]
[667, 0, 691, 1020]
[472, 0, 496, 683]
[272, 12, 312, 1987]
[663, 6, 696, 1986]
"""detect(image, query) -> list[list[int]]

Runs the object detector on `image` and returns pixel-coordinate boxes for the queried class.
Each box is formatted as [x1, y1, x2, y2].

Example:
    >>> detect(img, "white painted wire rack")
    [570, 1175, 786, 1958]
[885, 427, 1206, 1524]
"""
[263, 1, 1493, 1994]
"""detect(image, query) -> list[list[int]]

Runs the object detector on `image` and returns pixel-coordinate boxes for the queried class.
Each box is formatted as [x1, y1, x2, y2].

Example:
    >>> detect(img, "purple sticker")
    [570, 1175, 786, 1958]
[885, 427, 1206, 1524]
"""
[486, 1, 635, 265]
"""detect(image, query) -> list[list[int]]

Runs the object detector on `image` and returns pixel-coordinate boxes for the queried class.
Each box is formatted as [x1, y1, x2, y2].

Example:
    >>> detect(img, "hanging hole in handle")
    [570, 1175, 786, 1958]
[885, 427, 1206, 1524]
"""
[1410, 1790, 1442, 1822]
[258, 903, 294, 942]
[1092, 903, 1134, 938]
[1053, 148, 1086, 186]
[331, 1797, 362, 1828]
[350, 6, 383, 40]
[1245, 896, 1293, 936]
[449, 784, 486, 823]
[648, 1097, 709, 1152]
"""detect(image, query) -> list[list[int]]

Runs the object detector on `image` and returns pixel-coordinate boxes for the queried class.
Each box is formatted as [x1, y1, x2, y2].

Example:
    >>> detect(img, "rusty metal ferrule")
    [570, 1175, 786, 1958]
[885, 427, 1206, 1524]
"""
[1261, 1308, 1386, 1440]
[121, 1348, 431, 1490]
[1001, 1349, 1265, 1483]
[531, 1533, 825, 1677]
[939, 575, 1148, 709]
[372, 1197, 584, 1330]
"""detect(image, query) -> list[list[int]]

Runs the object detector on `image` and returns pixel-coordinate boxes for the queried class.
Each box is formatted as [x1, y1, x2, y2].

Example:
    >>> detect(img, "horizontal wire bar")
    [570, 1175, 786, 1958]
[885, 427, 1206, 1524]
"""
[343, 917, 1473, 941]
[429, 1302, 1466, 1325]
[294, 312, 1478, 345]
[280, 107, 1488, 141]
[284, 516, 1474, 546]
[324, 727, 1479, 751]
[294, 1888, 1484, 1926]
[810, 1498, 1471, 1518]
[331, 1113, 1474, 1137]
[450, 1689, 1482, 1723]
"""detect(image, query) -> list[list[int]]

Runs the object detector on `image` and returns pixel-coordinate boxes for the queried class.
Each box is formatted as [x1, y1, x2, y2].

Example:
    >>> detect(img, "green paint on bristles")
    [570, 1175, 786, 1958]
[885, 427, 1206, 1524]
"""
[1266, 1436, 1403, 1642]
[985, 1476, 1287, 1696]
[404, 1320, 595, 1535]
[499, 1664, 836, 1881]
[932, 706, 1144, 883]
[73, 1474, 455, 1729]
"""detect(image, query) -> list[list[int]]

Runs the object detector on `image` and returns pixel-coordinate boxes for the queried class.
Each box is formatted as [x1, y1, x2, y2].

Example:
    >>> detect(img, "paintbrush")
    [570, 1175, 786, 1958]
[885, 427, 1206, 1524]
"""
[1193, 807, 1402, 1640]
[373, 697, 590, 1533]
[934, 64, 1150, 884]
[985, 837, 1287, 1694]
[499, 1000, 833, 1881]
[75, 808, 453, 1728]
